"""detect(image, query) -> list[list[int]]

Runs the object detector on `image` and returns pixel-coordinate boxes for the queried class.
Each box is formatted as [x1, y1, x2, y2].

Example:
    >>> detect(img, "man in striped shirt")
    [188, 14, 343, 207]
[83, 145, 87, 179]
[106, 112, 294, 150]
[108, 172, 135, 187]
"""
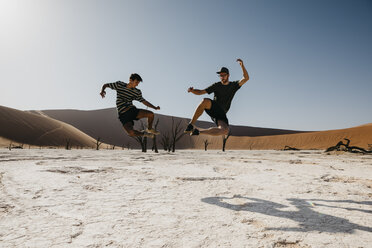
[100, 73, 160, 137]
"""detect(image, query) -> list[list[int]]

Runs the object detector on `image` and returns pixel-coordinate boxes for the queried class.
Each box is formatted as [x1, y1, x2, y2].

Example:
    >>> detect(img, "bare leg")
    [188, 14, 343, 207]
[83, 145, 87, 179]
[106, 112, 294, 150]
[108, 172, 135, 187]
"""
[136, 109, 154, 129]
[190, 98, 212, 125]
[123, 122, 144, 137]
[199, 120, 229, 136]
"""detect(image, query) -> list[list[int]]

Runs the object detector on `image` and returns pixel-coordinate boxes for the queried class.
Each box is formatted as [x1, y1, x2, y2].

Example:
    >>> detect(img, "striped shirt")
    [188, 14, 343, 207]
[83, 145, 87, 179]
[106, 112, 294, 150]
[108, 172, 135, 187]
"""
[107, 81, 146, 115]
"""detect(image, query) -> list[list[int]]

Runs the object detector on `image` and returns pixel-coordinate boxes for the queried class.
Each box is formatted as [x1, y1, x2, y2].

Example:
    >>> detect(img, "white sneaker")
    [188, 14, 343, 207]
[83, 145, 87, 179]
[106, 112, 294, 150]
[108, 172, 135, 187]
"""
[142, 132, 155, 138]
[146, 128, 160, 135]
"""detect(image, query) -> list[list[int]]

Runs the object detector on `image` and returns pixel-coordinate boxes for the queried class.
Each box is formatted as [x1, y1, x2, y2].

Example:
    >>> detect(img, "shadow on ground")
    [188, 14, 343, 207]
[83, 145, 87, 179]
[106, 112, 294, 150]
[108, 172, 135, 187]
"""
[201, 196, 372, 233]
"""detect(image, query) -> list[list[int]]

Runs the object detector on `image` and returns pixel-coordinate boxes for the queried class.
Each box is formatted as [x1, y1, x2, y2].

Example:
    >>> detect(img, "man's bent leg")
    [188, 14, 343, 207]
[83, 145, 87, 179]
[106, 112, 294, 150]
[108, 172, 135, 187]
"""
[190, 98, 212, 125]
[136, 109, 154, 129]
[199, 120, 229, 136]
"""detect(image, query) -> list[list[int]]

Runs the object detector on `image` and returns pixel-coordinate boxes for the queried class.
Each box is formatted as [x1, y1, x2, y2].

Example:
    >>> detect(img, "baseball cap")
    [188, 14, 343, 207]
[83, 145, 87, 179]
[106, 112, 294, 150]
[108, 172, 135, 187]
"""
[216, 67, 229, 74]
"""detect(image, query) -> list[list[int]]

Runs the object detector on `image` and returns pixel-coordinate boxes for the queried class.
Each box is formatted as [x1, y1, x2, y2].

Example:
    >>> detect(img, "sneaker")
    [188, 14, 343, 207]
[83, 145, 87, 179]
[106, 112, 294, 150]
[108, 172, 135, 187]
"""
[184, 123, 194, 133]
[190, 128, 200, 136]
[142, 132, 155, 138]
[146, 128, 160, 135]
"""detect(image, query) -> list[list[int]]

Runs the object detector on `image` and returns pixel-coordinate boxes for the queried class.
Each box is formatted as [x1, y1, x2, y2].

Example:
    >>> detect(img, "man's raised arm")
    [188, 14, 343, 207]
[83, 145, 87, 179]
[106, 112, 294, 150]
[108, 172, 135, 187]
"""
[237, 58, 250, 87]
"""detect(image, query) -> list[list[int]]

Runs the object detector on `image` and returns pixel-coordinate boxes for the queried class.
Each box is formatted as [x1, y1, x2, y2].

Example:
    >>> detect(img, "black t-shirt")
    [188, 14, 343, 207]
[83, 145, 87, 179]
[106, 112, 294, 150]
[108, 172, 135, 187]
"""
[205, 80, 241, 113]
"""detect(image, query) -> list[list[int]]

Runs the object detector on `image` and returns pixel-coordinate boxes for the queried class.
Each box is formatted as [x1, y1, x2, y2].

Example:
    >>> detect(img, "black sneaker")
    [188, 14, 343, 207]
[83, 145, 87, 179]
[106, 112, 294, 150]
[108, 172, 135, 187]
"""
[184, 123, 194, 133]
[190, 128, 200, 136]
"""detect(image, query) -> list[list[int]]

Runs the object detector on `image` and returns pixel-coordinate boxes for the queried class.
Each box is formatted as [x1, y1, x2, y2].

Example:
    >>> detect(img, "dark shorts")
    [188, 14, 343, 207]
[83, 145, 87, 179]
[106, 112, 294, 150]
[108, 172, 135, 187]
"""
[205, 100, 229, 126]
[118, 107, 139, 126]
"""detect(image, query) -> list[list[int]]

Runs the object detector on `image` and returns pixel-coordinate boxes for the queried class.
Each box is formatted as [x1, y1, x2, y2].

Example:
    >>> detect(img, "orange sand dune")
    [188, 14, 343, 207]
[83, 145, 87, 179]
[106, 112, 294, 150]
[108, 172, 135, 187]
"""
[1, 105, 370, 150]
[0, 105, 101, 148]
[190, 124, 372, 150]
[40, 108, 371, 150]
[40, 108, 307, 149]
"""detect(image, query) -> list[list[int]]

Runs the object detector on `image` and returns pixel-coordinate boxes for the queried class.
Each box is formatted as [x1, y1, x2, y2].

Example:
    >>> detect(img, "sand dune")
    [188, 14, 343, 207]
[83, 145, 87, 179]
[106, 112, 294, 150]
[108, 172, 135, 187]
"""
[39, 108, 307, 149]
[0, 105, 101, 148]
[0, 137, 14, 148]
[40, 108, 371, 150]
[236, 124, 372, 150]
[191, 124, 372, 150]
[1, 105, 371, 150]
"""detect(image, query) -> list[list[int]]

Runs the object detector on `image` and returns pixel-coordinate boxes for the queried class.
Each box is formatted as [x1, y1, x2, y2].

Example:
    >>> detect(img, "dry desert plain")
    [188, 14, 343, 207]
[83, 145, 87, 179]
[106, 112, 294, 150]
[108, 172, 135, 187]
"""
[0, 149, 371, 248]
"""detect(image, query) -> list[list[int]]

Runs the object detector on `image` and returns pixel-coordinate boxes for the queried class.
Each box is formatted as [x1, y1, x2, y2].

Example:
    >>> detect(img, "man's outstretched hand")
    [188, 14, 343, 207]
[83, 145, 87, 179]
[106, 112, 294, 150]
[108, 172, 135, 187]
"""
[155, 106, 160, 110]
[100, 91, 106, 98]
[237, 58, 244, 66]
[188, 87, 194, 93]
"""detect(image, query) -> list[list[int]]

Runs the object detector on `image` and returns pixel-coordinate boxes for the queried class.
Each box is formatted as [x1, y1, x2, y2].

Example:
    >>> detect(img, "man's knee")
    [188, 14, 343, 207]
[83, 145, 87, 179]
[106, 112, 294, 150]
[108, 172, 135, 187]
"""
[221, 127, 229, 136]
[142, 110, 154, 118]
[201, 98, 212, 108]
[127, 130, 136, 137]
[202, 98, 211, 104]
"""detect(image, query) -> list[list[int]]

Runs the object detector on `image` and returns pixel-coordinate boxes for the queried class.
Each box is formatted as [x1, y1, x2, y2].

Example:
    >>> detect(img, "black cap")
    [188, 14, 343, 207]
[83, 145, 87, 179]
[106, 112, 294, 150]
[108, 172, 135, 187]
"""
[216, 67, 229, 74]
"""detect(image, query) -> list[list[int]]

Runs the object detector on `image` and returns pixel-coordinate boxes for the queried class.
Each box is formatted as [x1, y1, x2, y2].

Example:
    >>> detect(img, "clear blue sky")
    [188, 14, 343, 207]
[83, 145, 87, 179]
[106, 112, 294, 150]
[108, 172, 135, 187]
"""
[1, 0, 371, 130]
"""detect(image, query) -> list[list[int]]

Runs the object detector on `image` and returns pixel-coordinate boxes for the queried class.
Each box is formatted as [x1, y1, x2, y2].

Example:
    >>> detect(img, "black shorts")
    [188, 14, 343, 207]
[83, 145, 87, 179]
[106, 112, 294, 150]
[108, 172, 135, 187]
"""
[205, 100, 229, 126]
[118, 107, 139, 126]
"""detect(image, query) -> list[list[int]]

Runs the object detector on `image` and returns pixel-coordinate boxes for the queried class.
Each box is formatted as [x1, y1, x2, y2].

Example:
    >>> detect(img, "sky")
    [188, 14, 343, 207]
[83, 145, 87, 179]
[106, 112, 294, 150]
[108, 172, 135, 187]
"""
[1, 0, 371, 131]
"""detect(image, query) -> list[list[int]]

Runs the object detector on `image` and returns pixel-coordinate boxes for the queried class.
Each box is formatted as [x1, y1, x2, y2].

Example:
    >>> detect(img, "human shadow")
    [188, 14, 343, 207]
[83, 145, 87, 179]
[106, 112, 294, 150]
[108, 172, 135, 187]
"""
[306, 199, 372, 214]
[201, 196, 372, 233]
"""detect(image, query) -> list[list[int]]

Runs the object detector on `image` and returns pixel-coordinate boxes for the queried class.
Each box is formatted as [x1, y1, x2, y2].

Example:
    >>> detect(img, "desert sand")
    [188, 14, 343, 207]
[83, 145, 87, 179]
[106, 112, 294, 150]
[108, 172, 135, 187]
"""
[0, 149, 371, 247]
[0, 105, 107, 148]
[191, 123, 372, 150]
[39, 108, 308, 149]
[2, 105, 371, 151]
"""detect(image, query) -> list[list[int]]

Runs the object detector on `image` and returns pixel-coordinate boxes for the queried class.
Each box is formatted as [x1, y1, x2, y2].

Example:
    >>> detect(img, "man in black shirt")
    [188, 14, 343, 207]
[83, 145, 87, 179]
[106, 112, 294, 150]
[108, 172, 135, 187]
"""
[185, 59, 250, 136]
[100, 73, 160, 138]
